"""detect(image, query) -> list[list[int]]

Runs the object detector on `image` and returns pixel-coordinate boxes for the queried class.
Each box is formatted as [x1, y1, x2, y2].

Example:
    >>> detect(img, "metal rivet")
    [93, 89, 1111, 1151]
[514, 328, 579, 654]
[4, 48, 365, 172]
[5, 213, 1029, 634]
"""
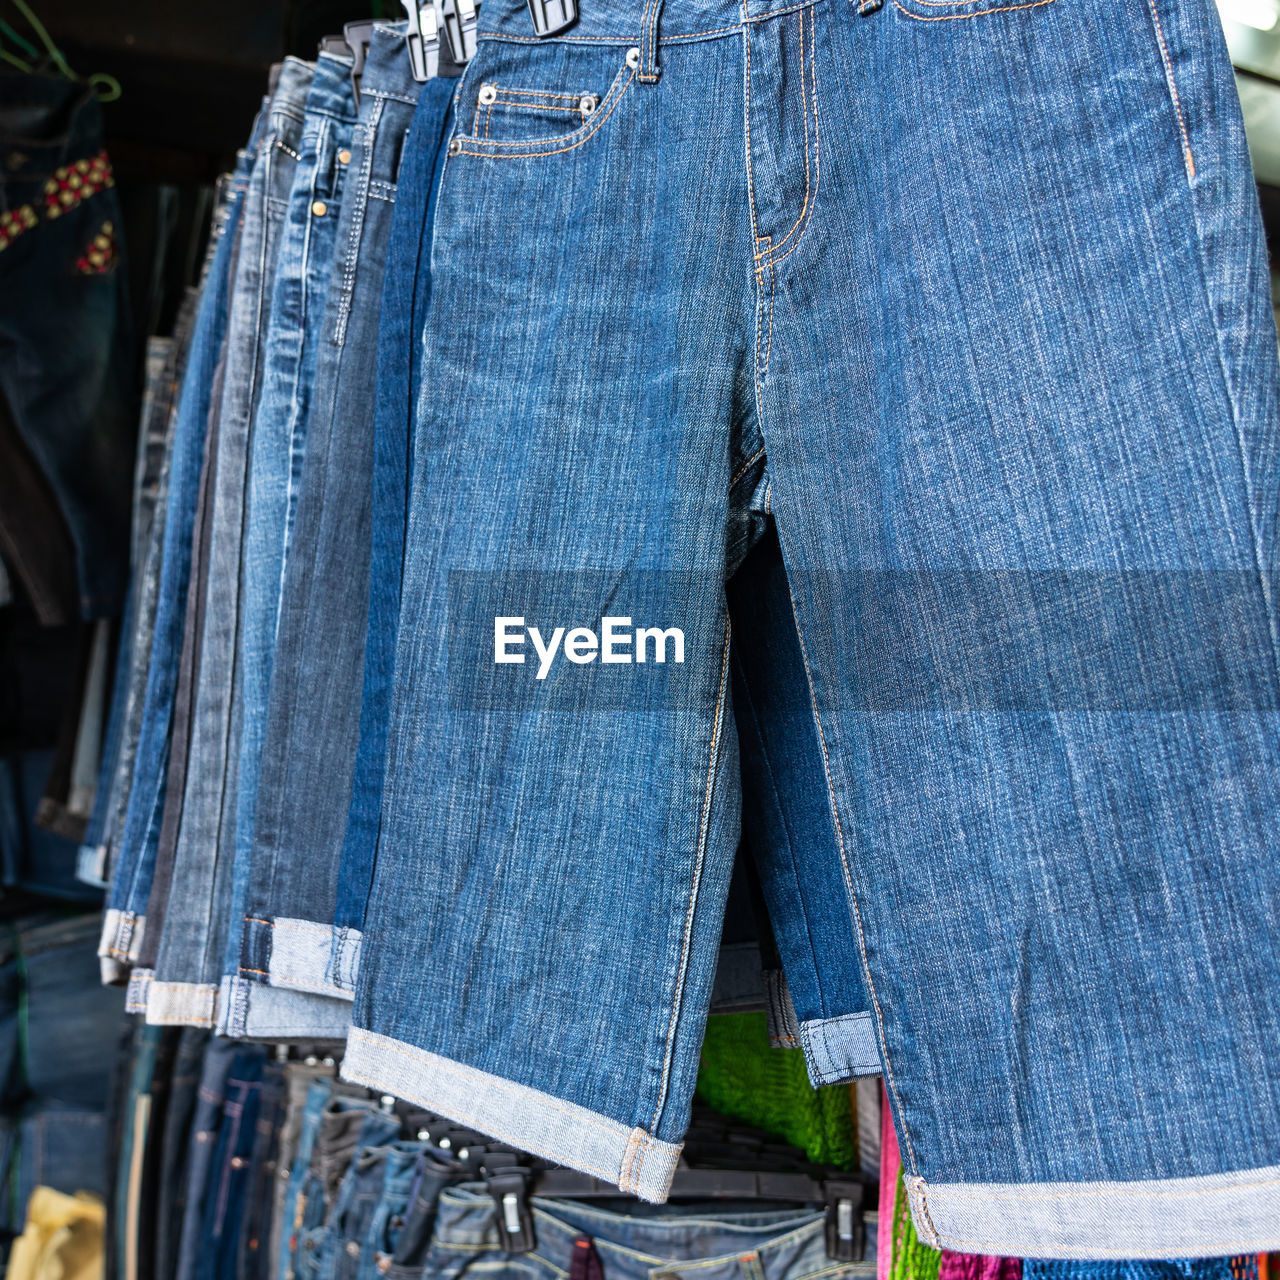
[347, 1242, 361, 1257]
[447, 139, 462, 157]
[230, 1156, 246, 1169]
[338, 149, 351, 164]
[478, 83, 497, 105]
[626, 46, 641, 68]
[579, 94, 598, 116]
[312, 200, 327, 217]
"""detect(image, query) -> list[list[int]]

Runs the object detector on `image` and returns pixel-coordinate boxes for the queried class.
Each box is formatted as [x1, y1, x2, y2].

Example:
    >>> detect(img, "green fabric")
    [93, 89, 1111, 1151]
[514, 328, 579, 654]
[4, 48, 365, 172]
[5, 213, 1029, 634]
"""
[892, 1167, 942, 1280]
[694, 1012, 857, 1170]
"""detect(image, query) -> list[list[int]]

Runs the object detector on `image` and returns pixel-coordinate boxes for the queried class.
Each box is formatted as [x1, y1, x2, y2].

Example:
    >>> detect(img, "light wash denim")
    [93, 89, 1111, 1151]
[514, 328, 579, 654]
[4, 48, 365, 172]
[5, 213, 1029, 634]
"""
[229, 31, 427, 1035]
[214, 52, 358, 1038]
[145, 60, 314, 1027]
[343, 0, 1280, 1260]
[98, 138, 258, 981]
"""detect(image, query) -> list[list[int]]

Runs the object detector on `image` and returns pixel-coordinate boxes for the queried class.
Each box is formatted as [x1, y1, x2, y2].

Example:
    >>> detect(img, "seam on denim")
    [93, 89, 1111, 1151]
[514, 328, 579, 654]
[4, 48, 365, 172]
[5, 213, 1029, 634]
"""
[479, 28, 738, 45]
[455, 62, 634, 157]
[729, 446, 766, 489]
[746, 0, 817, 23]
[362, 90, 420, 106]
[489, 86, 583, 100]
[780, 579, 925, 1210]
[753, 7, 814, 265]
[336, 100, 381, 346]
[647, 615, 732, 1139]
[368, 189, 396, 204]
[342, 1031, 674, 1189]
[489, 99, 585, 113]
[931, 1235, 1280, 1257]
[245, 916, 271, 925]
[1144, 0, 1195, 178]
[917, 1172, 1280, 1204]
[764, 259, 776, 373]
[892, 0, 1051, 18]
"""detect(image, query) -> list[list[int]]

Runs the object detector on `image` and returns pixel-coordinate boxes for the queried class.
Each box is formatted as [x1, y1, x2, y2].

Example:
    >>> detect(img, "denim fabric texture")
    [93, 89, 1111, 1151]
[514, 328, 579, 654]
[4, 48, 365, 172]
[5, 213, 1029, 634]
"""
[148, 61, 314, 1027]
[277, 1077, 335, 1280]
[330, 74, 457, 985]
[0, 73, 136, 618]
[340, 0, 1280, 1258]
[238, 25, 436, 1020]
[99, 121, 260, 981]
[422, 1185, 877, 1280]
[219, 54, 358, 1038]
[176, 1039, 254, 1280]
[270, 1060, 337, 1275]
[156, 1028, 213, 1280]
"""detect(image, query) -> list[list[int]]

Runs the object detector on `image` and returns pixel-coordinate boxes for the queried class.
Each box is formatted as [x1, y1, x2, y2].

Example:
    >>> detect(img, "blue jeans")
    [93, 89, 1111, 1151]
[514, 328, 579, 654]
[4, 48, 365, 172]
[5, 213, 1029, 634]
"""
[219, 53, 358, 1037]
[99, 120, 262, 981]
[236, 27, 450, 1026]
[331, 74, 457, 986]
[146, 60, 314, 1026]
[342, 0, 1280, 1259]
[421, 1185, 876, 1280]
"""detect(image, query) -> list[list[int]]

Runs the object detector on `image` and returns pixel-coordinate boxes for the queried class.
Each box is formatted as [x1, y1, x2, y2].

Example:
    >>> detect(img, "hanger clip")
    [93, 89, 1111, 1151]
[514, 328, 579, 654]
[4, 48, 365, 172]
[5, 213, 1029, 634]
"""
[436, 0, 478, 64]
[526, 0, 578, 37]
[823, 1180, 866, 1262]
[400, 0, 441, 81]
[483, 1165, 536, 1253]
[344, 20, 376, 104]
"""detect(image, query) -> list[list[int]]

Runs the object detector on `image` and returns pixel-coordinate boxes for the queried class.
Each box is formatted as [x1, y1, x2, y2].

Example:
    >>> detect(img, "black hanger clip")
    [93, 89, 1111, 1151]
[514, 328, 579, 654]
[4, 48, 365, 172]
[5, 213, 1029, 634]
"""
[823, 1180, 866, 1263]
[400, 0, 442, 81]
[344, 21, 376, 104]
[526, 0, 578, 37]
[484, 1164, 537, 1253]
[438, 0, 478, 64]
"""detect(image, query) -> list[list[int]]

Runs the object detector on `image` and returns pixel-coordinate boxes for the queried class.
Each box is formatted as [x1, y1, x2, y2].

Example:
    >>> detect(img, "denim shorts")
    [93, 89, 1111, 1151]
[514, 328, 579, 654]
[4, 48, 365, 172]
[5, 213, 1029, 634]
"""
[342, 0, 1280, 1259]
[229, 30, 446, 1035]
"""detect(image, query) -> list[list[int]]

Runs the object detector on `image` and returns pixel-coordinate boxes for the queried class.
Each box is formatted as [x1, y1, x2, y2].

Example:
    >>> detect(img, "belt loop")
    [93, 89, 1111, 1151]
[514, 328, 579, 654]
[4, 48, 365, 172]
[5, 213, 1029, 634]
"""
[639, 0, 664, 83]
[857, 0, 884, 12]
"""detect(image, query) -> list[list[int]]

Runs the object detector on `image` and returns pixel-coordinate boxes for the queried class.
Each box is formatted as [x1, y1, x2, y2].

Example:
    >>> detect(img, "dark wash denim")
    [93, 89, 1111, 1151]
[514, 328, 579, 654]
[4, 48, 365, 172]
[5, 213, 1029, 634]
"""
[222, 53, 357, 1013]
[0, 73, 136, 618]
[156, 1028, 213, 1280]
[148, 60, 314, 1027]
[176, 1040, 262, 1280]
[423, 1185, 876, 1280]
[270, 1059, 336, 1275]
[344, 0, 1280, 1259]
[315, 1141, 420, 1280]
[333, 76, 457, 971]
[239, 26, 434, 1020]
[728, 527, 876, 1083]
[100, 121, 259, 980]
[277, 1076, 334, 1280]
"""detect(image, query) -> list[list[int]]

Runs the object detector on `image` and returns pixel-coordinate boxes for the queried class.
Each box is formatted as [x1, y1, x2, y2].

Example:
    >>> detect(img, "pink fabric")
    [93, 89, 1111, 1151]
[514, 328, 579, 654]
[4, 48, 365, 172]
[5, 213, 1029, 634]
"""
[878, 1083, 900, 1280]
[938, 1252, 1023, 1280]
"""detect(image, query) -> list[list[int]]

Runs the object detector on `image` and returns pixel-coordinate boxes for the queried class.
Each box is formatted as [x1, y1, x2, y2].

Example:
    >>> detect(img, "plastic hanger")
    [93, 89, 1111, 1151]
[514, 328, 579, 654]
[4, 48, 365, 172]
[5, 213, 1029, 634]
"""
[0, 0, 121, 100]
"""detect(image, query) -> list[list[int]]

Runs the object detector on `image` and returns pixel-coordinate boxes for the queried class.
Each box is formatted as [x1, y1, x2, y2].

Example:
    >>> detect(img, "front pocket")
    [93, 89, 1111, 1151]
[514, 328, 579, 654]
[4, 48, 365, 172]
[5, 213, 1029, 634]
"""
[892, 0, 1055, 21]
[452, 41, 637, 159]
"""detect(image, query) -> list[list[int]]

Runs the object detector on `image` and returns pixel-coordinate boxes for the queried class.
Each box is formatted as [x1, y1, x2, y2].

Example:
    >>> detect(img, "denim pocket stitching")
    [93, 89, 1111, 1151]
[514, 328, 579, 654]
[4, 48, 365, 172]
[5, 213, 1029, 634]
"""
[1144, 0, 1196, 179]
[454, 60, 635, 158]
[893, 0, 1053, 19]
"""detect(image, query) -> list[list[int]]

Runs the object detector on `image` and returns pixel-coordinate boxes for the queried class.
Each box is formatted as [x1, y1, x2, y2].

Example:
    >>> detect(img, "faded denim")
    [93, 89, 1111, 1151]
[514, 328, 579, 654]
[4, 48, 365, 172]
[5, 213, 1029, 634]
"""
[343, 0, 1280, 1259]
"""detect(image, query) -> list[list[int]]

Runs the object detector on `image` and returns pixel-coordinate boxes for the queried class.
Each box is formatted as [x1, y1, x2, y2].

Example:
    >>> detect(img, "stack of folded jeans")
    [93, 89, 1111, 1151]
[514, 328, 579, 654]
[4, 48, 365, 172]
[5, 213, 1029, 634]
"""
[86, 0, 1280, 1264]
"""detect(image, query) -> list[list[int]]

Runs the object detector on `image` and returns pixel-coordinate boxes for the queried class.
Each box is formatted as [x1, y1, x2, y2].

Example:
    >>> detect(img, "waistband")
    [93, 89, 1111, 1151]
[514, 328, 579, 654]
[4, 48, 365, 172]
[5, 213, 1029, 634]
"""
[304, 50, 359, 123]
[363, 22, 423, 102]
[271, 57, 318, 122]
[478, 0, 829, 45]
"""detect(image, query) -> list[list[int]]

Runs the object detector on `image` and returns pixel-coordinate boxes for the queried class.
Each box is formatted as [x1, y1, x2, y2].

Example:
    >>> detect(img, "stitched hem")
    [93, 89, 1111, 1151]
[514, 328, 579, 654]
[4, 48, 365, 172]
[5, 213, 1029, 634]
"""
[799, 1011, 880, 1085]
[342, 1026, 682, 1202]
[98, 908, 144, 965]
[762, 969, 801, 1048]
[327, 926, 363, 993]
[907, 1164, 1280, 1258]
[144, 980, 218, 1027]
[124, 968, 153, 1015]
[268, 918, 354, 1000]
[219, 973, 353, 1040]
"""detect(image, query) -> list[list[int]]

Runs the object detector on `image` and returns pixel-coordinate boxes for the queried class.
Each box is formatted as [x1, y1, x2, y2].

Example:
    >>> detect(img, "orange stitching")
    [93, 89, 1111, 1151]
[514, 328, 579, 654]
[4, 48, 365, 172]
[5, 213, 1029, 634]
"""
[1146, 0, 1196, 178]
[781, 583, 923, 1193]
[481, 26, 740, 44]
[753, 7, 812, 262]
[743, 22, 764, 249]
[892, 0, 1052, 19]
[730, 446, 766, 488]
[244, 917, 271, 925]
[490, 100, 584, 112]
[490, 86, 582, 99]
[456, 66, 634, 158]
[240, 967, 270, 977]
[745, 0, 815, 23]
[765, 259, 776, 375]
[649, 617, 732, 1134]
[640, 0, 657, 80]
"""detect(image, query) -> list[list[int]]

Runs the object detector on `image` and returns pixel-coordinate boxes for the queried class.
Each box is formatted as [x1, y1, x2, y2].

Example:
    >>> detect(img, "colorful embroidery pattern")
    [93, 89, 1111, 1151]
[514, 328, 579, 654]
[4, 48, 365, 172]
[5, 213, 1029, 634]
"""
[0, 204, 38, 253]
[43, 150, 115, 220]
[76, 220, 117, 275]
[0, 150, 117, 259]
